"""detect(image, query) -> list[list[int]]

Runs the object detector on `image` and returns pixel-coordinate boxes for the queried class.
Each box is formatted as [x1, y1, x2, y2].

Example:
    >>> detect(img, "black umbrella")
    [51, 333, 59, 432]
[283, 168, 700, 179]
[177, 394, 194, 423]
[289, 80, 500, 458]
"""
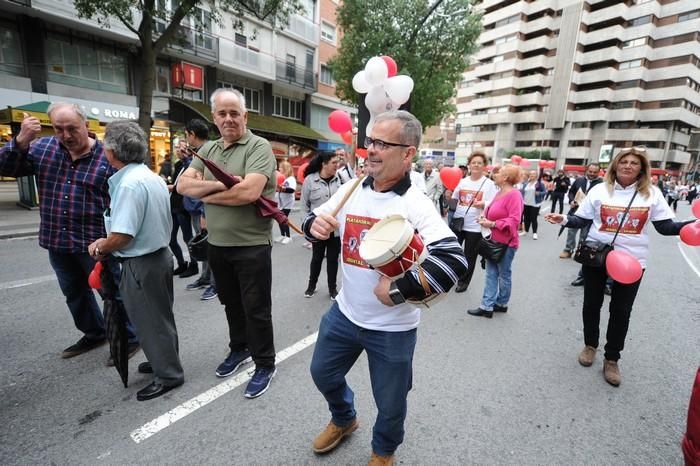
[558, 206, 576, 238]
[99, 259, 129, 388]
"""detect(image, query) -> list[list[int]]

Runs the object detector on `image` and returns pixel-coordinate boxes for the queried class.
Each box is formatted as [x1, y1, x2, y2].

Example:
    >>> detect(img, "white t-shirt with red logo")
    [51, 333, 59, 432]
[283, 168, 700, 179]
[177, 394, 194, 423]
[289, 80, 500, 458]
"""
[313, 181, 454, 331]
[452, 176, 497, 232]
[575, 181, 674, 268]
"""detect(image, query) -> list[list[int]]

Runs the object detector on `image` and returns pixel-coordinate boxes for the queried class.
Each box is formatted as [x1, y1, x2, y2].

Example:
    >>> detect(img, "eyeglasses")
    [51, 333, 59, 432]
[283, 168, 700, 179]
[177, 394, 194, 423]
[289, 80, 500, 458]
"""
[365, 136, 411, 151]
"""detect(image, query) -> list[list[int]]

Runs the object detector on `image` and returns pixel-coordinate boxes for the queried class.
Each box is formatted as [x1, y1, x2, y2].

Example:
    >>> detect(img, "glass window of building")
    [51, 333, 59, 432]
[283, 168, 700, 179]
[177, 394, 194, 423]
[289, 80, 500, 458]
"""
[273, 96, 303, 120]
[216, 81, 261, 113]
[320, 65, 335, 86]
[0, 24, 24, 76]
[622, 37, 646, 49]
[156, 64, 170, 93]
[192, 8, 213, 50]
[678, 11, 700, 22]
[321, 22, 336, 44]
[619, 59, 643, 69]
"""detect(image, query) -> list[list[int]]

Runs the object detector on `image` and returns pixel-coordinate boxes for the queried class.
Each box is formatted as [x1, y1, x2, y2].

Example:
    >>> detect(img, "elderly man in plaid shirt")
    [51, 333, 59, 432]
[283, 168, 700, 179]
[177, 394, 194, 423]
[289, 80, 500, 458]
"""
[0, 103, 139, 360]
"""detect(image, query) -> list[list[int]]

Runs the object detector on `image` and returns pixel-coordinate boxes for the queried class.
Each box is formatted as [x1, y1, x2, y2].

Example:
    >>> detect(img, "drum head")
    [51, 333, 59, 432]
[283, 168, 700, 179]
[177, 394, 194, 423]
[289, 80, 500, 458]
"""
[359, 215, 413, 266]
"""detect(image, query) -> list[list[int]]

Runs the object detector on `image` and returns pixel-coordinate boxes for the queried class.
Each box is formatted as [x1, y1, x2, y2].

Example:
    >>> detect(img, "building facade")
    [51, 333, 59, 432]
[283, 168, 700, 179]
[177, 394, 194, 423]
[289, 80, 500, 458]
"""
[455, 0, 700, 176]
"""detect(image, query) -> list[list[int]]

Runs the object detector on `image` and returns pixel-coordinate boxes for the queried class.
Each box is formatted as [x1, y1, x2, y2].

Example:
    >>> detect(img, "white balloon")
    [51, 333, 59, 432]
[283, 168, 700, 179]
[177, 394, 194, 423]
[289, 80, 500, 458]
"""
[365, 117, 376, 140]
[365, 86, 395, 114]
[352, 71, 371, 94]
[364, 57, 389, 87]
[385, 75, 414, 105]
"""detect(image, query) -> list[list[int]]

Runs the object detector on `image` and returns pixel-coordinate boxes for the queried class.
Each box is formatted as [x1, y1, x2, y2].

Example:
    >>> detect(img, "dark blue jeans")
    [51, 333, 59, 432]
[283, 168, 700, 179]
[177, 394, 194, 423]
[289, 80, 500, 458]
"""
[310, 303, 417, 456]
[48, 251, 137, 343]
[169, 209, 193, 266]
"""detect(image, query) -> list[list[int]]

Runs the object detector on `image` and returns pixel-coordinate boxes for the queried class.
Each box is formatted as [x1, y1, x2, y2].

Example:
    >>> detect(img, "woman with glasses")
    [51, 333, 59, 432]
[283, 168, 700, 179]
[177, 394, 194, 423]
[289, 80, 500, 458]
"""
[300, 151, 342, 299]
[545, 147, 693, 386]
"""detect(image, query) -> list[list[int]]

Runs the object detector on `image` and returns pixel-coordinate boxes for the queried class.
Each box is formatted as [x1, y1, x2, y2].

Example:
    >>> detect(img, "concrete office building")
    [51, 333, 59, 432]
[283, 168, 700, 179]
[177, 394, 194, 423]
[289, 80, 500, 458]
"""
[455, 0, 700, 176]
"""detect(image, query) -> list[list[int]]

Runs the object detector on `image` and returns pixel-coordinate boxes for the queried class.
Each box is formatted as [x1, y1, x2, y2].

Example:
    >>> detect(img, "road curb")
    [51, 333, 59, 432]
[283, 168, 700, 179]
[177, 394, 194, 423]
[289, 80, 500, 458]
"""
[0, 229, 39, 240]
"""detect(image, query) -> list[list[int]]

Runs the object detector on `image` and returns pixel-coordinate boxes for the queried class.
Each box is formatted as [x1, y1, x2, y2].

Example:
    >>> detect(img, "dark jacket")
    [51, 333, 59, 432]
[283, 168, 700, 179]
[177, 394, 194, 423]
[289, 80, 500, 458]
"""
[553, 175, 570, 193]
[567, 176, 603, 214]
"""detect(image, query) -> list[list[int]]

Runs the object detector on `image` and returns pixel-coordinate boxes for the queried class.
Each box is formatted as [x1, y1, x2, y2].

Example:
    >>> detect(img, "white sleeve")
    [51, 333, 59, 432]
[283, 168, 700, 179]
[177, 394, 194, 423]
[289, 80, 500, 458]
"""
[483, 180, 497, 204]
[312, 180, 356, 218]
[576, 184, 599, 220]
[649, 186, 675, 221]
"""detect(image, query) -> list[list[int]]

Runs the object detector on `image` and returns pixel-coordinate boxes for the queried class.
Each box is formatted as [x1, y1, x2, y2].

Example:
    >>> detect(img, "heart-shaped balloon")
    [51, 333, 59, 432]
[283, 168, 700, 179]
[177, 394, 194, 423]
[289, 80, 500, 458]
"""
[439, 166, 463, 191]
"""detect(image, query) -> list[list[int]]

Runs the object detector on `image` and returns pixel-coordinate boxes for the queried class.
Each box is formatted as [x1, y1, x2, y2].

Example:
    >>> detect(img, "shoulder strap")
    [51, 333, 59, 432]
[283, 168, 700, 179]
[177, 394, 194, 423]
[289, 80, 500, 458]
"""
[610, 190, 638, 246]
[463, 177, 489, 217]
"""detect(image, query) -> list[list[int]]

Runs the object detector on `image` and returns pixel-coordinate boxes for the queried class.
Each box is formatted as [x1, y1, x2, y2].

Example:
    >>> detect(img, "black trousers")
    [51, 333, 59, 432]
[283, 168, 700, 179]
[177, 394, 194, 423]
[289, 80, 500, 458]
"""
[309, 236, 341, 290]
[523, 205, 540, 233]
[581, 265, 643, 361]
[278, 208, 291, 237]
[457, 230, 482, 289]
[208, 244, 275, 368]
[550, 192, 565, 214]
[169, 209, 192, 266]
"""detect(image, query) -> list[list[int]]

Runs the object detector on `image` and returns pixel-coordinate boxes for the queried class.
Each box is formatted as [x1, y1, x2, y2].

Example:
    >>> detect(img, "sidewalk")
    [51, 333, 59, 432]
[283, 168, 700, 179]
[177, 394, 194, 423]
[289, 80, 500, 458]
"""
[0, 181, 40, 239]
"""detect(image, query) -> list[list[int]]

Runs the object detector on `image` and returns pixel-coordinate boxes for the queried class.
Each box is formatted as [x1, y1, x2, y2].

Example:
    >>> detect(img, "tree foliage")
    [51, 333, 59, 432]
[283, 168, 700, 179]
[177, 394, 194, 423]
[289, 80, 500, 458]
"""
[73, 0, 302, 146]
[507, 149, 552, 160]
[330, 0, 482, 129]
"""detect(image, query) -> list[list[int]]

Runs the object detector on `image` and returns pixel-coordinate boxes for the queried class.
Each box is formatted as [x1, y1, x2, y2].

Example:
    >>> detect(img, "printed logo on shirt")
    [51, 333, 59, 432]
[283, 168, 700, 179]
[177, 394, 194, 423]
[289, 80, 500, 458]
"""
[458, 189, 483, 206]
[343, 214, 379, 268]
[599, 205, 649, 235]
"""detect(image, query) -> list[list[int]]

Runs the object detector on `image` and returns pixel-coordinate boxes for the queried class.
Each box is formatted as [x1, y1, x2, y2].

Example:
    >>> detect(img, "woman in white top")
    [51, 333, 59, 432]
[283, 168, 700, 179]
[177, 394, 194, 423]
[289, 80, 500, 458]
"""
[519, 170, 546, 239]
[545, 147, 693, 387]
[451, 151, 497, 293]
[276, 161, 297, 244]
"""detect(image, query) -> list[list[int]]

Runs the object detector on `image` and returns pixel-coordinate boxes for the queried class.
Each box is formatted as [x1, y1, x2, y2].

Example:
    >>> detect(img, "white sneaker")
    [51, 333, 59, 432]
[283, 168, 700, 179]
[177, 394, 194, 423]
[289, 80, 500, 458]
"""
[518, 231, 526, 237]
[533, 233, 538, 240]
[281, 237, 292, 244]
[274, 236, 284, 243]
[302, 242, 312, 249]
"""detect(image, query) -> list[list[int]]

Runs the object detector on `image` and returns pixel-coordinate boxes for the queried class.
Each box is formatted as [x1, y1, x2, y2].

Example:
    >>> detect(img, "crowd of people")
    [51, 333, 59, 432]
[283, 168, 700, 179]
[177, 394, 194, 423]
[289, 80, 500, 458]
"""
[1, 91, 697, 465]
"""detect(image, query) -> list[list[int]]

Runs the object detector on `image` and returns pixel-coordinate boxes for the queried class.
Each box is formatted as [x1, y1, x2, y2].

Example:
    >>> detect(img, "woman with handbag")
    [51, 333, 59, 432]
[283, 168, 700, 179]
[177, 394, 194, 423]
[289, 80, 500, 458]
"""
[519, 170, 547, 240]
[544, 147, 693, 386]
[451, 151, 497, 293]
[468, 164, 524, 318]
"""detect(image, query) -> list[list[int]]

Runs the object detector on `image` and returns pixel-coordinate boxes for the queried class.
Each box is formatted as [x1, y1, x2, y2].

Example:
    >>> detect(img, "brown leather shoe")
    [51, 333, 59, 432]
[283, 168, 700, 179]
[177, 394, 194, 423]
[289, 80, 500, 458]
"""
[578, 346, 596, 367]
[603, 359, 621, 386]
[312, 418, 358, 453]
[559, 250, 572, 259]
[368, 452, 395, 466]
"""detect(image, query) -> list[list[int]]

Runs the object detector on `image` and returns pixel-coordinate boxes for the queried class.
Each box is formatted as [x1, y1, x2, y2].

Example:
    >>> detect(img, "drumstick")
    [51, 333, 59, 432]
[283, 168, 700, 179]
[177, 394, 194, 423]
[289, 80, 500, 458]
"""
[331, 176, 365, 218]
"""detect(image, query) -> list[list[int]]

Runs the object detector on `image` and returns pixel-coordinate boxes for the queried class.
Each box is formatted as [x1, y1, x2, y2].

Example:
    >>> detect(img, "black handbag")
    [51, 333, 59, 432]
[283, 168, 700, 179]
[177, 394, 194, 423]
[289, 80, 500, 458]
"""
[573, 190, 637, 268]
[478, 237, 507, 262]
[449, 216, 464, 235]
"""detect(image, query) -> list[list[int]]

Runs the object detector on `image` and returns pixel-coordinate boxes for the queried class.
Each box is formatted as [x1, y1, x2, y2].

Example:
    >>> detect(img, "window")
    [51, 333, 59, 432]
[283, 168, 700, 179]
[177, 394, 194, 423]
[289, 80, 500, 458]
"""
[611, 101, 635, 109]
[156, 64, 170, 93]
[571, 121, 591, 129]
[619, 59, 643, 69]
[494, 14, 520, 28]
[492, 55, 504, 63]
[191, 8, 213, 50]
[622, 37, 646, 49]
[235, 33, 247, 47]
[678, 11, 700, 22]
[321, 22, 336, 43]
[273, 95, 303, 120]
[0, 24, 24, 76]
[320, 64, 334, 86]
[216, 81, 261, 113]
[46, 36, 128, 93]
[629, 15, 652, 27]
[494, 34, 517, 45]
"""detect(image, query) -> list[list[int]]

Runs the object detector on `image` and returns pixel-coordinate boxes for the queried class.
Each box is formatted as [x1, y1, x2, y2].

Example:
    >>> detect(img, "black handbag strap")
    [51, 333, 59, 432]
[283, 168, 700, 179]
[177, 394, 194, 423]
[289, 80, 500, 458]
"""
[610, 190, 638, 246]
[461, 177, 488, 218]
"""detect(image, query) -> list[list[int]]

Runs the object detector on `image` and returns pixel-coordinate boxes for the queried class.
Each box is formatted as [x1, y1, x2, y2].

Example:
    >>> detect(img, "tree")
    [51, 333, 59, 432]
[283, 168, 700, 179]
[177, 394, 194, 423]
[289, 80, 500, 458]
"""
[330, 0, 481, 129]
[73, 0, 302, 143]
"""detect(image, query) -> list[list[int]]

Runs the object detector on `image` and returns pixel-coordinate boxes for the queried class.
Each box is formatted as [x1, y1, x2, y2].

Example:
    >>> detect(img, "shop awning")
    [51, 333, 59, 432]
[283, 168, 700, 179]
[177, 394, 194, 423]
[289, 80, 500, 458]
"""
[0, 101, 101, 131]
[563, 164, 586, 173]
[170, 97, 327, 143]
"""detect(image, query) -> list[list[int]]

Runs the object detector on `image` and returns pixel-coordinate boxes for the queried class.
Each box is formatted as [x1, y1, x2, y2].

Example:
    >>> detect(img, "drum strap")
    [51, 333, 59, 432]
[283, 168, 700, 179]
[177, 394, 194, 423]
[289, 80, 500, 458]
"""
[417, 265, 432, 298]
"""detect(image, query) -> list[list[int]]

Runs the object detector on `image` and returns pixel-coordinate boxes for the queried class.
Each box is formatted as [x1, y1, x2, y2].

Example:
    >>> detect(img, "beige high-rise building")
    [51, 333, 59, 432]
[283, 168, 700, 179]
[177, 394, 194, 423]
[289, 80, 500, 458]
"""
[455, 0, 700, 176]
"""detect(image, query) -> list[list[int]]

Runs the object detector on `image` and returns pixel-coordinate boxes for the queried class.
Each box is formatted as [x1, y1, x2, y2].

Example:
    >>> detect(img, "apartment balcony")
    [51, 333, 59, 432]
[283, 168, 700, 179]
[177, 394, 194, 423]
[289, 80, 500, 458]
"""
[280, 14, 319, 45]
[219, 37, 275, 80]
[574, 68, 615, 85]
[563, 146, 591, 160]
[666, 149, 691, 164]
[571, 87, 614, 103]
[518, 35, 553, 54]
[459, 131, 497, 142]
[513, 73, 551, 89]
[517, 54, 552, 71]
[32, 0, 138, 40]
[515, 129, 549, 140]
[520, 15, 557, 36]
[567, 127, 593, 140]
[639, 108, 700, 128]
[276, 60, 317, 92]
[578, 46, 624, 67]
[483, 1, 525, 26]
[568, 107, 611, 122]
[511, 111, 545, 123]
[605, 128, 668, 142]
[644, 148, 664, 162]
[480, 22, 522, 45]
[512, 92, 545, 107]
[580, 25, 625, 46]
[163, 23, 219, 62]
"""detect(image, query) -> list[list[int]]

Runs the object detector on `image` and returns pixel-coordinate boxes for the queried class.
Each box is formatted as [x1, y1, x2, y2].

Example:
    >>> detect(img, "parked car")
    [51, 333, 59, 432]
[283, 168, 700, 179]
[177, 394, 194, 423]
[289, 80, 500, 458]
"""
[683, 367, 700, 466]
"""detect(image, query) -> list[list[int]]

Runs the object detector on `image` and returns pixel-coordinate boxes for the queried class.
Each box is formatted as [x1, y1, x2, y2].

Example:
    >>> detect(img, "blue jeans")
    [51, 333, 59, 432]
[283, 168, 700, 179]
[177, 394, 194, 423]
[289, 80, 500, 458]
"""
[48, 251, 137, 343]
[480, 246, 517, 311]
[310, 303, 416, 456]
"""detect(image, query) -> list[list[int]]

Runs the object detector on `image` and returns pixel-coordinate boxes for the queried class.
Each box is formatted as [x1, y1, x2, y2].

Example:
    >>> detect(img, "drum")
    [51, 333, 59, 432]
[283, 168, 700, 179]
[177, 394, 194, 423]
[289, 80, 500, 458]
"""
[359, 215, 427, 279]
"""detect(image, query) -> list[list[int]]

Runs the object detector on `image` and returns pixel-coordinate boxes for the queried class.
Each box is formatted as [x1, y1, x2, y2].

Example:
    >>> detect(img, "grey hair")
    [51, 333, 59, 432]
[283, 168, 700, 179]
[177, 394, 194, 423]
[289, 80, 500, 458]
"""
[374, 110, 422, 147]
[47, 102, 88, 123]
[210, 88, 247, 113]
[103, 120, 148, 165]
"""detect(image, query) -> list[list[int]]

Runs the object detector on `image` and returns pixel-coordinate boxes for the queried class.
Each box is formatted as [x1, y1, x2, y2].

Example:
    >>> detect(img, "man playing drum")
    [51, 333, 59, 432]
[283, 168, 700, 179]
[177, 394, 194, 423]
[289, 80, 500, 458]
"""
[303, 110, 467, 466]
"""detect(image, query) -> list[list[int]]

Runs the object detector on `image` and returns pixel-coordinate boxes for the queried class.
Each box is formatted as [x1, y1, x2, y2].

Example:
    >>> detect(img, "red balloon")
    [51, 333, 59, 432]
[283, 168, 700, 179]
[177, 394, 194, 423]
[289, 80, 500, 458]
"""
[341, 131, 353, 145]
[485, 165, 493, 171]
[510, 155, 522, 164]
[328, 110, 352, 134]
[538, 160, 548, 168]
[605, 250, 643, 284]
[439, 166, 462, 190]
[355, 148, 368, 159]
[680, 221, 700, 246]
[692, 200, 700, 219]
[519, 159, 530, 168]
[297, 162, 309, 184]
[381, 56, 398, 77]
[88, 261, 103, 289]
[275, 170, 285, 187]
[549, 161, 557, 168]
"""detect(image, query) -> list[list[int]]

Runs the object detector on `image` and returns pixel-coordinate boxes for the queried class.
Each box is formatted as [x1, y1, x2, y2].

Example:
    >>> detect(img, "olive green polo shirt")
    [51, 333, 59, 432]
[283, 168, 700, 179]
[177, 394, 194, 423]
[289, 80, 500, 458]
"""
[189, 130, 276, 247]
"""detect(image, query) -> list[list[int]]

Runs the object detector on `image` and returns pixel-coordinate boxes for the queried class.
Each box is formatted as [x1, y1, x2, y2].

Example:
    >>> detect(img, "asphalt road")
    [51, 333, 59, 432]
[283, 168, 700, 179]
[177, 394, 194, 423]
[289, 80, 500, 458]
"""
[1, 202, 699, 465]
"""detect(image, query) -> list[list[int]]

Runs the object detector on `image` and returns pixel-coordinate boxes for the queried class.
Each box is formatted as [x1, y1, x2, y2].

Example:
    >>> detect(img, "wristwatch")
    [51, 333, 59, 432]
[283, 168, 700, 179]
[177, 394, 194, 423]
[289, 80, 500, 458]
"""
[388, 282, 406, 305]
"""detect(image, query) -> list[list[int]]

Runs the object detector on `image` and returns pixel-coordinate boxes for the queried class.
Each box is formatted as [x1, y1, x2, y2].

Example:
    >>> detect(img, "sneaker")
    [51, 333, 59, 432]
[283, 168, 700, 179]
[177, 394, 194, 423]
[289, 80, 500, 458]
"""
[281, 236, 292, 245]
[244, 366, 277, 398]
[559, 250, 572, 259]
[61, 336, 106, 359]
[312, 418, 359, 453]
[274, 236, 284, 243]
[201, 286, 218, 301]
[304, 287, 316, 298]
[518, 231, 526, 237]
[179, 261, 199, 278]
[578, 345, 596, 367]
[329, 287, 338, 301]
[186, 278, 209, 291]
[107, 342, 141, 366]
[571, 276, 585, 286]
[603, 359, 621, 386]
[368, 452, 395, 466]
[215, 350, 252, 377]
[303, 242, 312, 249]
[533, 233, 538, 240]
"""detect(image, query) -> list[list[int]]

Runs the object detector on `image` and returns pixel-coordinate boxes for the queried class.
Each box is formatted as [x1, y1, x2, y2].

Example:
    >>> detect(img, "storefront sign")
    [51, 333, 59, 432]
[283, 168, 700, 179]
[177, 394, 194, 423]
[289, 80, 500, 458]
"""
[172, 62, 204, 90]
[89, 107, 137, 120]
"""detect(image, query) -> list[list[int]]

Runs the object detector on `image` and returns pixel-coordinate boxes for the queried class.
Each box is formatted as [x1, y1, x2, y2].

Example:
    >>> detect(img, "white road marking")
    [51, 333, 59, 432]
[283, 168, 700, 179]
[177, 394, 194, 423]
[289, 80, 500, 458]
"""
[0, 274, 56, 290]
[677, 241, 700, 279]
[130, 331, 319, 444]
